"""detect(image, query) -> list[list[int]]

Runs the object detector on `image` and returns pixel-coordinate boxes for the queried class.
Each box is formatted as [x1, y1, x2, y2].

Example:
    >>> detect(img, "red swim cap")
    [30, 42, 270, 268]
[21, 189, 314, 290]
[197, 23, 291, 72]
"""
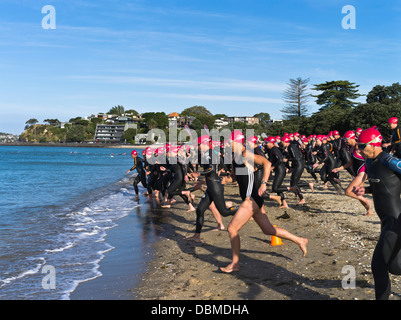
[247, 136, 258, 144]
[198, 135, 210, 145]
[389, 117, 398, 124]
[343, 130, 356, 140]
[356, 128, 363, 134]
[230, 130, 245, 144]
[131, 150, 137, 155]
[358, 127, 383, 147]
[333, 130, 339, 136]
[266, 136, 276, 143]
[282, 136, 290, 143]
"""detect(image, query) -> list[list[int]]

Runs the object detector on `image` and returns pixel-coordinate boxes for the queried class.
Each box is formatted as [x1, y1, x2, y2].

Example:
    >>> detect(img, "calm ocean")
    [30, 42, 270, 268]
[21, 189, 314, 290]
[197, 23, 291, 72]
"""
[0, 146, 152, 300]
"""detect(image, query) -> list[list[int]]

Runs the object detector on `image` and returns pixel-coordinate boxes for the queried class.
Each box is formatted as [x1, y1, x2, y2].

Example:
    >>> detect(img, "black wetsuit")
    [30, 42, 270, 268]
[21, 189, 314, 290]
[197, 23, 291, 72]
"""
[267, 146, 288, 202]
[194, 149, 238, 234]
[166, 161, 190, 204]
[232, 151, 264, 208]
[128, 156, 147, 195]
[287, 142, 309, 201]
[364, 152, 401, 299]
[391, 126, 401, 158]
[316, 143, 340, 190]
[336, 138, 355, 177]
[303, 142, 318, 182]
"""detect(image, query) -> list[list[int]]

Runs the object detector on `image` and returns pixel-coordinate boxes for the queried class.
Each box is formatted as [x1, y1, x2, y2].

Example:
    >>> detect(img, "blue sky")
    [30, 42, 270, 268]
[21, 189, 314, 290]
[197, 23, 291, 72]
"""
[1, 0, 400, 134]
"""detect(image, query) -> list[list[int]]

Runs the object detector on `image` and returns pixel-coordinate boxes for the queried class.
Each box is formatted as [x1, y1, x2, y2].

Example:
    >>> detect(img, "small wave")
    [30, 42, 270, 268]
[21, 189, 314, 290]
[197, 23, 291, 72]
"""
[0, 258, 46, 288]
[45, 242, 76, 253]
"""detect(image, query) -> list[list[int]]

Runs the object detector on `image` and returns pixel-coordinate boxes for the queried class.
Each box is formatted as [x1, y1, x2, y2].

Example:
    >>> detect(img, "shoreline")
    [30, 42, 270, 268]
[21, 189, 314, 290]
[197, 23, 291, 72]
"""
[0, 142, 149, 149]
[133, 172, 401, 300]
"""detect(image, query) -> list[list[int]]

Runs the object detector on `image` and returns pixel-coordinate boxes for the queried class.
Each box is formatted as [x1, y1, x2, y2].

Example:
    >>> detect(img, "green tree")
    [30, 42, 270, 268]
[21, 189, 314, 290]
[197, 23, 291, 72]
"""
[142, 112, 168, 129]
[181, 106, 213, 118]
[122, 128, 137, 144]
[281, 77, 311, 118]
[366, 83, 401, 105]
[44, 119, 61, 126]
[107, 105, 125, 116]
[66, 125, 85, 142]
[25, 118, 38, 129]
[312, 80, 362, 111]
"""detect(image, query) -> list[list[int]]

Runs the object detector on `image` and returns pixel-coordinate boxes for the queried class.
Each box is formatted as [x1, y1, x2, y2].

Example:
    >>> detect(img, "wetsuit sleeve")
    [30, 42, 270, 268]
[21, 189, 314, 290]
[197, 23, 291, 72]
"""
[128, 157, 138, 172]
[381, 153, 401, 175]
[392, 127, 401, 144]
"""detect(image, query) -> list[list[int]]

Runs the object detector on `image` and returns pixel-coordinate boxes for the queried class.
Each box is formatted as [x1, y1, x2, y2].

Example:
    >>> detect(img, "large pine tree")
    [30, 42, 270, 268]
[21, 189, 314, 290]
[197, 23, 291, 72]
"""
[312, 80, 362, 111]
[281, 77, 311, 119]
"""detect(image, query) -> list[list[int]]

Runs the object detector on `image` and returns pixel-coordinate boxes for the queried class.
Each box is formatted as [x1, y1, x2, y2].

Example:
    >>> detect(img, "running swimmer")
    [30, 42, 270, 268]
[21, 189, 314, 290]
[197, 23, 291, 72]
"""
[332, 131, 372, 216]
[220, 130, 307, 273]
[126, 150, 147, 201]
[352, 127, 401, 299]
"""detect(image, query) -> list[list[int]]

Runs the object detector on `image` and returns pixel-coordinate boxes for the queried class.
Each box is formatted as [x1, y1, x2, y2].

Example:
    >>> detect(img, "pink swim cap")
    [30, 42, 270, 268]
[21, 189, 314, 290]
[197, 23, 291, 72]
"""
[358, 127, 382, 147]
[389, 117, 398, 124]
[230, 130, 245, 144]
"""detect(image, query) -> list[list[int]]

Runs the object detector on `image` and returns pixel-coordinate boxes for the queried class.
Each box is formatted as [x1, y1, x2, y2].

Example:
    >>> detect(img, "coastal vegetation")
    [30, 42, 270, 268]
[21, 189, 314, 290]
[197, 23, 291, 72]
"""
[16, 80, 401, 143]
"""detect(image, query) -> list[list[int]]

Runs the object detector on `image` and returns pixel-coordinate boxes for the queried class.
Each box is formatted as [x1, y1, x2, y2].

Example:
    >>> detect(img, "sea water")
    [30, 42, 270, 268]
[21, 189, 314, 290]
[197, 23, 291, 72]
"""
[0, 146, 152, 300]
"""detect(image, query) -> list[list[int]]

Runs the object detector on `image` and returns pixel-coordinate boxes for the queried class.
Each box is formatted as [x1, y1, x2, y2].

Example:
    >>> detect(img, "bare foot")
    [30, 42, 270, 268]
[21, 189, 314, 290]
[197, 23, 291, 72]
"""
[184, 235, 201, 243]
[309, 182, 314, 193]
[212, 225, 225, 231]
[365, 199, 373, 216]
[299, 238, 308, 257]
[220, 263, 240, 273]
[187, 204, 196, 212]
[298, 199, 306, 205]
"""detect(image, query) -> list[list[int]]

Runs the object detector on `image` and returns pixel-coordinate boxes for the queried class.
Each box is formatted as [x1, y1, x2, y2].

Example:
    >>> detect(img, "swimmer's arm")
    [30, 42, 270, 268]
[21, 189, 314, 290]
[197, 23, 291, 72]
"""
[381, 153, 401, 175]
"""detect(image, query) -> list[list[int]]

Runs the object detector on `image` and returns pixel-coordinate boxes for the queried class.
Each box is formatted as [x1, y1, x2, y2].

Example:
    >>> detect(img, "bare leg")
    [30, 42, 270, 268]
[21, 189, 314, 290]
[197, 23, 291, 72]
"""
[220, 198, 255, 273]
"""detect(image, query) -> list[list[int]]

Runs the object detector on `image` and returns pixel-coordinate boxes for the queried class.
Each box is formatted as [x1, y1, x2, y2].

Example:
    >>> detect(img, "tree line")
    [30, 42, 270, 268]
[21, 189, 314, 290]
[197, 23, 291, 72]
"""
[21, 80, 401, 143]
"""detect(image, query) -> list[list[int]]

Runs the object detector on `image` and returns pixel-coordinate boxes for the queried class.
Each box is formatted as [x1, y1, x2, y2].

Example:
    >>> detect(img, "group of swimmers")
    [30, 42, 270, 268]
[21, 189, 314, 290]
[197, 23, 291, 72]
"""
[126, 116, 401, 300]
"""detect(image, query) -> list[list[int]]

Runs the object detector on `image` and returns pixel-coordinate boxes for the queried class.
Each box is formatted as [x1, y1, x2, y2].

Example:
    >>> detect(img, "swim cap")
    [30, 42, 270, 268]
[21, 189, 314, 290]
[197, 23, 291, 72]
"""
[333, 130, 339, 136]
[247, 136, 258, 144]
[301, 137, 308, 143]
[275, 135, 281, 140]
[230, 130, 245, 144]
[356, 128, 363, 134]
[198, 135, 210, 145]
[389, 117, 398, 124]
[358, 127, 383, 147]
[131, 150, 137, 155]
[343, 131, 356, 140]
[293, 132, 300, 137]
[266, 136, 276, 143]
[282, 136, 290, 143]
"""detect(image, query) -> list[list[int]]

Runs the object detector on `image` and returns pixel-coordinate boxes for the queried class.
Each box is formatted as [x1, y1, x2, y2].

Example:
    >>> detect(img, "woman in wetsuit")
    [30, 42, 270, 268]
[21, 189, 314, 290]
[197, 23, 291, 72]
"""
[332, 130, 372, 216]
[353, 127, 401, 299]
[184, 135, 239, 243]
[220, 130, 307, 273]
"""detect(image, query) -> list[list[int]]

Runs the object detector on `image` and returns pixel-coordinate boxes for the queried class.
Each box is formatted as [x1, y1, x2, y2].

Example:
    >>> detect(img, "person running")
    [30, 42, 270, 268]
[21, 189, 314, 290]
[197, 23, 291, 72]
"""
[161, 146, 196, 212]
[383, 117, 401, 158]
[352, 127, 401, 299]
[313, 135, 342, 194]
[264, 136, 289, 208]
[184, 135, 238, 243]
[282, 136, 314, 205]
[220, 130, 308, 273]
[126, 150, 147, 201]
[332, 130, 372, 216]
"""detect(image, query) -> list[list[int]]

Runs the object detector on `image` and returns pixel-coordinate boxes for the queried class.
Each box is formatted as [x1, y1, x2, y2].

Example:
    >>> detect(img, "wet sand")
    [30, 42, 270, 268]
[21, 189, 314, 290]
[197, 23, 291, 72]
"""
[134, 171, 401, 300]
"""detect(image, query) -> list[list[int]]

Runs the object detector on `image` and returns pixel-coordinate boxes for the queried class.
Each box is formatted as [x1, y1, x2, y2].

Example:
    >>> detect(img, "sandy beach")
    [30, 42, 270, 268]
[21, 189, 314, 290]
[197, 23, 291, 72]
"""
[133, 171, 401, 301]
